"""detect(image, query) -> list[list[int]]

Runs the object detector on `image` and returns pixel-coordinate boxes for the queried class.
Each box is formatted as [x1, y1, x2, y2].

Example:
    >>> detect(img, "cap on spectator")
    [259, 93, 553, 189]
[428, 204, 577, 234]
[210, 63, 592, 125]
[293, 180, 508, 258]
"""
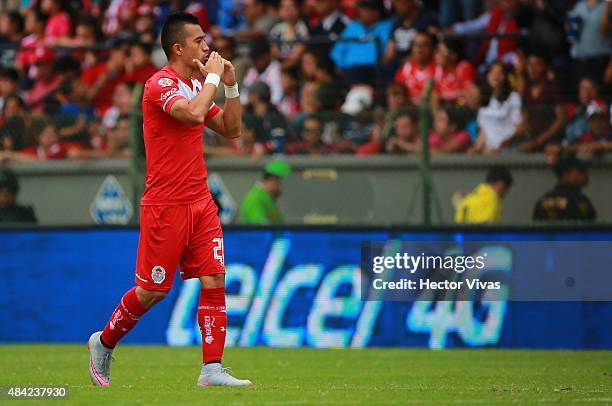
[264, 160, 291, 179]
[34, 47, 55, 65]
[341, 85, 373, 115]
[249, 81, 271, 102]
[586, 100, 607, 118]
[554, 154, 587, 178]
[0, 167, 19, 194]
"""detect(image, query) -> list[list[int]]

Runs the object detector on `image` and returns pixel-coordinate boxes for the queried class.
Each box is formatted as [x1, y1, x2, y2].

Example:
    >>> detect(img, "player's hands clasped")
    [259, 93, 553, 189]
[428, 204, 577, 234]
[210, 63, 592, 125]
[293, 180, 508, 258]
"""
[194, 51, 224, 77]
[221, 59, 236, 86]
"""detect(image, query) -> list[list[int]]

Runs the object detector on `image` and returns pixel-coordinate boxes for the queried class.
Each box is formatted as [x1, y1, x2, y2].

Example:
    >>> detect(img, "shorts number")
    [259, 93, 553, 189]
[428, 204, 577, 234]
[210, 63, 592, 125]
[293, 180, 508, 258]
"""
[213, 237, 224, 267]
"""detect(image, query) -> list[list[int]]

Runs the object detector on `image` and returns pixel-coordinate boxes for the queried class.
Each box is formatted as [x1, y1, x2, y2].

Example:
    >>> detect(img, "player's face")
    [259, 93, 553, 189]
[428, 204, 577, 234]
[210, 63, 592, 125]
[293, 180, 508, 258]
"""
[181, 23, 210, 68]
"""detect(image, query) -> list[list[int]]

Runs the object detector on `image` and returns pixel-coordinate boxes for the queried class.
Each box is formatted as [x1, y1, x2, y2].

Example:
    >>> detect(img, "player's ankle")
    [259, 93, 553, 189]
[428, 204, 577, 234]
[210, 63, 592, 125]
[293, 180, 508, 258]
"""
[99, 335, 115, 350]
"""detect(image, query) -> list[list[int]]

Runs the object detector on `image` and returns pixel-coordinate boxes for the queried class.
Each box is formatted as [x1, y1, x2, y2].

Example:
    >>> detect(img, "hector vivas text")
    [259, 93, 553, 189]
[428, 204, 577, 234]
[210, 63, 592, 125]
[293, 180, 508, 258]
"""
[370, 252, 501, 291]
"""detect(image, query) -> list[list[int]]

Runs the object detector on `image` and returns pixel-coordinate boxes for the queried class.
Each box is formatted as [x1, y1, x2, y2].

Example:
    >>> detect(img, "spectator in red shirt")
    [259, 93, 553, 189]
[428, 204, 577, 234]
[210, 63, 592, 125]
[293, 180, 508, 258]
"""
[0, 122, 67, 161]
[124, 41, 158, 84]
[80, 38, 128, 115]
[430, 107, 472, 153]
[394, 31, 436, 104]
[41, 0, 73, 45]
[15, 9, 46, 77]
[25, 47, 63, 113]
[433, 38, 476, 105]
[446, 0, 519, 68]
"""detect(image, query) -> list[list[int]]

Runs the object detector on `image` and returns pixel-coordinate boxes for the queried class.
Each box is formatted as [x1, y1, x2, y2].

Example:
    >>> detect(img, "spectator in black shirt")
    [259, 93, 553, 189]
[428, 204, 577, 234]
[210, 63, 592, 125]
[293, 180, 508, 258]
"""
[385, 0, 437, 68]
[0, 167, 37, 223]
[533, 154, 596, 221]
[310, 0, 351, 37]
[244, 81, 292, 155]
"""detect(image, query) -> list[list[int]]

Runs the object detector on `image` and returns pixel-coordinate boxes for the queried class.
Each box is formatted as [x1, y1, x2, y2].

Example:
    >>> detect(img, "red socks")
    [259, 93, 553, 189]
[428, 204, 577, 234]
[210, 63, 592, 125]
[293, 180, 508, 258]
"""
[99, 285, 226, 361]
[100, 287, 148, 348]
[198, 287, 227, 364]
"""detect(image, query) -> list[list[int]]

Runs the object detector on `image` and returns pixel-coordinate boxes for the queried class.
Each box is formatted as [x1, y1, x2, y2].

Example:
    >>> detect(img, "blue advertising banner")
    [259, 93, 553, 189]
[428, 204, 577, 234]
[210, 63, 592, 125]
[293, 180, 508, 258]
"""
[1, 228, 611, 349]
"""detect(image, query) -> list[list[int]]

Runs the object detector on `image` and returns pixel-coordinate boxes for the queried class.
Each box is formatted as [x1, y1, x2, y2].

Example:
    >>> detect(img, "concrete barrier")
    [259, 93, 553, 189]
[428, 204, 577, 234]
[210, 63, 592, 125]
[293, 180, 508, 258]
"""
[5, 155, 612, 225]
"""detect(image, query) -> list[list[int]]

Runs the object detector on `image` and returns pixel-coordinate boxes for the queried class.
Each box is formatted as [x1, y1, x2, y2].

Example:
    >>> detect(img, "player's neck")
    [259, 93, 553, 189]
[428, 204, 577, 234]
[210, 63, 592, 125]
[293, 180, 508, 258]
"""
[168, 60, 194, 82]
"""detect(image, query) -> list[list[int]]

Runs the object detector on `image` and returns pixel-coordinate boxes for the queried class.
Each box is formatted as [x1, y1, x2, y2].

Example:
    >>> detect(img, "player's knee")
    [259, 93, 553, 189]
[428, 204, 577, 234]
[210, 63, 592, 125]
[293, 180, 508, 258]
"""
[135, 286, 168, 308]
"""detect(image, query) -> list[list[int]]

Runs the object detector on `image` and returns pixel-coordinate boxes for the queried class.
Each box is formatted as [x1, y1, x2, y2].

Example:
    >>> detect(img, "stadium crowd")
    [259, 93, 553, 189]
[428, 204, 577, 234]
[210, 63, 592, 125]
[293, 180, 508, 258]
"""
[0, 0, 610, 162]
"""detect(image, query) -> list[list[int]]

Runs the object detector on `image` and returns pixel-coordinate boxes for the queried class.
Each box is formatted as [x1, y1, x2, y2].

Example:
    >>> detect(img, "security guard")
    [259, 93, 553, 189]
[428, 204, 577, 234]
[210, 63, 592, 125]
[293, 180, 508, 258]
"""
[533, 154, 596, 221]
[0, 167, 37, 223]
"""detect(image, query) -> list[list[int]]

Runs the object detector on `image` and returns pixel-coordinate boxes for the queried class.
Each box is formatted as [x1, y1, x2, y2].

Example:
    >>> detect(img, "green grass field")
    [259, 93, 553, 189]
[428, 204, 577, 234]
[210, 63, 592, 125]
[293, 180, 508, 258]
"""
[0, 345, 610, 405]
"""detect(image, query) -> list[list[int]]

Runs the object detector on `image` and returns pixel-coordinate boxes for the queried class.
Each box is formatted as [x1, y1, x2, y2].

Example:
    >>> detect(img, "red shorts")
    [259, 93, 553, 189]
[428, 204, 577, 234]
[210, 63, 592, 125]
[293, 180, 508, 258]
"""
[135, 197, 225, 292]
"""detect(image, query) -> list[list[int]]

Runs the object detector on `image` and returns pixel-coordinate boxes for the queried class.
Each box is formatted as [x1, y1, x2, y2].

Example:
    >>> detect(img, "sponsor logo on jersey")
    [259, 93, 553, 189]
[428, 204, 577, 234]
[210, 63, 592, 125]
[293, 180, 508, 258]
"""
[160, 87, 179, 102]
[158, 77, 174, 87]
[151, 266, 166, 284]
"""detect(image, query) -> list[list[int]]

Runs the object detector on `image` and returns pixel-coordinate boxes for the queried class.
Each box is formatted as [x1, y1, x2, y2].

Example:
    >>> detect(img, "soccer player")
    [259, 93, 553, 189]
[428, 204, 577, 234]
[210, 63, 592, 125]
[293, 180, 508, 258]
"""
[87, 12, 252, 387]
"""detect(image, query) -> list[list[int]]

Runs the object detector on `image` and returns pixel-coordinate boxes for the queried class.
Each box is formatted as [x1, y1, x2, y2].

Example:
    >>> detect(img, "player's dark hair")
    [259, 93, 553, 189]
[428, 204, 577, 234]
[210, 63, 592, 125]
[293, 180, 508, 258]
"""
[161, 12, 200, 59]
[486, 165, 513, 188]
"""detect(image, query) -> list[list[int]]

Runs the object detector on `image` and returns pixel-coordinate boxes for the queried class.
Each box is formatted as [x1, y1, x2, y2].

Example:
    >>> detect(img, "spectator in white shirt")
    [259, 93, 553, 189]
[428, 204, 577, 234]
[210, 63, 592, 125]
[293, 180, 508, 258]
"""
[472, 61, 522, 154]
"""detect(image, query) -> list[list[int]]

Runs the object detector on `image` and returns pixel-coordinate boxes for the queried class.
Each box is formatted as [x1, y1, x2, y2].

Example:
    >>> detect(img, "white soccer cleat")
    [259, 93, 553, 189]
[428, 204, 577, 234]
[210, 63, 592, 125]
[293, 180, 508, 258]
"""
[87, 331, 113, 387]
[197, 363, 252, 387]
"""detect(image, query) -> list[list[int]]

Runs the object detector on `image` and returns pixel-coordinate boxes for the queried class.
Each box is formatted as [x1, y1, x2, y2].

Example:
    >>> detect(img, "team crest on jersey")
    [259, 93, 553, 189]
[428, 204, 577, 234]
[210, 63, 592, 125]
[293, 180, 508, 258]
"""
[151, 266, 166, 284]
[158, 78, 174, 87]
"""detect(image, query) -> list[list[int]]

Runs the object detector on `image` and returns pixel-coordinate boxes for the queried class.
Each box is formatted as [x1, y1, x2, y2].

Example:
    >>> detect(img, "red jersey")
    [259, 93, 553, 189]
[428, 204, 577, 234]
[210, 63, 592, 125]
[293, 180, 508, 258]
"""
[394, 60, 436, 104]
[80, 62, 126, 115]
[141, 66, 221, 205]
[22, 142, 68, 159]
[433, 61, 476, 102]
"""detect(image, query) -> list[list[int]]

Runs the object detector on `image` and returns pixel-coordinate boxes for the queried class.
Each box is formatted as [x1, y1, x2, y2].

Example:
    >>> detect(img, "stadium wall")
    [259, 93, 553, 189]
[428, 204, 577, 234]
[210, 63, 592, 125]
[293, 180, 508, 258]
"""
[8, 155, 612, 226]
[1, 227, 611, 349]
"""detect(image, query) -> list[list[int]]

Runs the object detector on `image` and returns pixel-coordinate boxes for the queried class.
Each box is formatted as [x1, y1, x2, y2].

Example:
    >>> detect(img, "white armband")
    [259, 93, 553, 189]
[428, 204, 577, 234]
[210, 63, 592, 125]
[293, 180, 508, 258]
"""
[224, 82, 239, 99]
[204, 73, 221, 88]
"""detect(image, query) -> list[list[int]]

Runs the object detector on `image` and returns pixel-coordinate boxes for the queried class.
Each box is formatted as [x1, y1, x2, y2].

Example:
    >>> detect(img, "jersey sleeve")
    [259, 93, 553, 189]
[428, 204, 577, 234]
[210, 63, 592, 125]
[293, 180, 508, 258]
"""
[147, 76, 187, 114]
